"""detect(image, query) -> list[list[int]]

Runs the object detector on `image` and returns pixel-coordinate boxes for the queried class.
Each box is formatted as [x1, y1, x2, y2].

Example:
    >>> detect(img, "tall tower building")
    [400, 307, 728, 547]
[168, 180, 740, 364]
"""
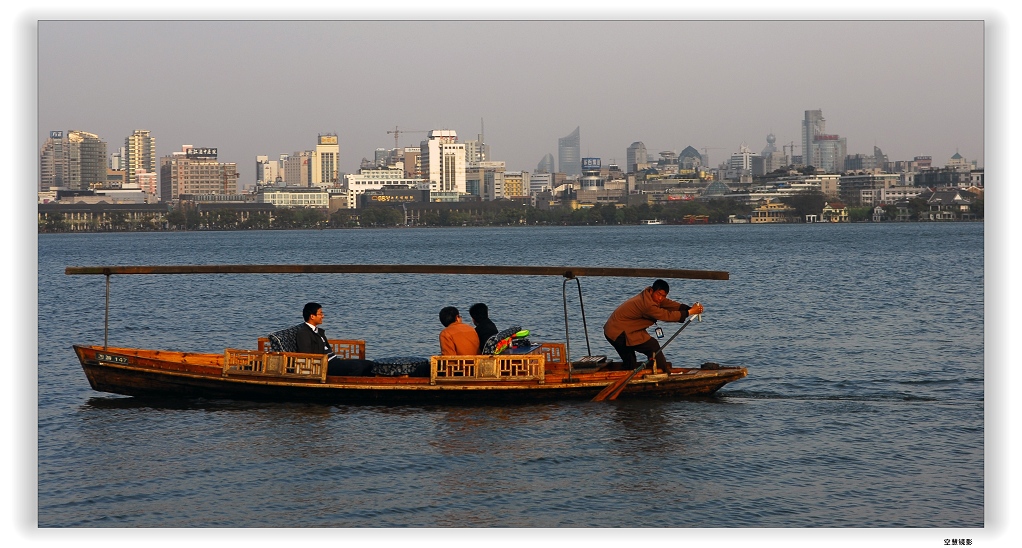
[801, 110, 847, 173]
[66, 130, 108, 190]
[420, 130, 466, 195]
[124, 130, 156, 186]
[312, 133, 339, 186]
[39, 130, 68, 191]
[536, 153, 555, 173]
[801, 110, 824, 169]
[626, 142, 648, 173]
[558, 126, 581, 177]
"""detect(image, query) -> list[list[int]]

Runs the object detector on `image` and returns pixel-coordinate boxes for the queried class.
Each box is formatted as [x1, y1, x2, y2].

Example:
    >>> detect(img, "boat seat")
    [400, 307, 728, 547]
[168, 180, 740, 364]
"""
[372, 356, 430, 377]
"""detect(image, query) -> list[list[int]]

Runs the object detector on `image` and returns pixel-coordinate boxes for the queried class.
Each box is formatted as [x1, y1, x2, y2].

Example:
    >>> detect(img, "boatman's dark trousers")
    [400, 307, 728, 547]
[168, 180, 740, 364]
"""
[606, 333, 667, 371]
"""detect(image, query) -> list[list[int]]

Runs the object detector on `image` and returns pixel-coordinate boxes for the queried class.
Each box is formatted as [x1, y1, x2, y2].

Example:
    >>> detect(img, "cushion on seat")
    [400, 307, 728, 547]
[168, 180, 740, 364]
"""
[372, 356, 430, 377]
[268, 324, 303, 353]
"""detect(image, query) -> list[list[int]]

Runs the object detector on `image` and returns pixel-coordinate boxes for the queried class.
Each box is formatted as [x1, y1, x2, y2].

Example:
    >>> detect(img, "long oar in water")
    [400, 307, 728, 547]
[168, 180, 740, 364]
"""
[592, 318, 695, 402]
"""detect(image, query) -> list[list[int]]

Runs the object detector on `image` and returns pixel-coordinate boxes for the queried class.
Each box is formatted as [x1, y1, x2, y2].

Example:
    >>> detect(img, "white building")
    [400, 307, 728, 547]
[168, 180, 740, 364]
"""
[258, 187, 330, 208]
[463, 137, 489, 167]
[860, 185, 926, 207]
[343, 168, 427, 209]
[420, 130, 466, 195]
[256, 155, 282, 185]
[529, 172, 554, 195]
[124, 130, 156, 186]
[137, 169, 159, 200]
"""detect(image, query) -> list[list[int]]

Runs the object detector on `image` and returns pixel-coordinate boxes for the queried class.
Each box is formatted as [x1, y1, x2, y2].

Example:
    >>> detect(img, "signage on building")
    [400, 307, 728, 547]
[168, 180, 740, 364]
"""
[50, 131, 63, 139]
[186, 147, 218, 159]
[582, 157, 601, 170]
[370, 194, 415, 202]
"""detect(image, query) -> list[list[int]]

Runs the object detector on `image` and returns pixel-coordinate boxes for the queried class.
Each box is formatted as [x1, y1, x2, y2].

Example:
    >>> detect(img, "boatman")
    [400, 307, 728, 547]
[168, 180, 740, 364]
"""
[296, 302, 372, 376]
[438, 306, 480, 356]
[602, 279, 704, 374]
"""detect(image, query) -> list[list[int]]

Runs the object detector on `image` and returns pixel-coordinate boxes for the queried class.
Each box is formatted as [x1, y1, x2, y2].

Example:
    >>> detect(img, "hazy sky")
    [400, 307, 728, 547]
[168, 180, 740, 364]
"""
[37, 18, 985, 185]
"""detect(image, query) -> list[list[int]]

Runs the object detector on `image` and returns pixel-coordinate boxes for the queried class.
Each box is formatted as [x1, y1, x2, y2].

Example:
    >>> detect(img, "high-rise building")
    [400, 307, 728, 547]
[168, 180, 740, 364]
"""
[801, 109, 846, 173]
[63, 130, 108, 190]
[558, 127, 581, 177]
[312, 133, 339, 187]
[284, 150, 313, 187]
[463, 137, 490, 168]
[420, 130, 466, 195]
[160, 145, 239, 201]
[626, 142, 648, 173]
[124, 130, 156, 186]
[110, 147, 125, 170]
[39, 130, 68, 191]
[536, 153, 555, 173]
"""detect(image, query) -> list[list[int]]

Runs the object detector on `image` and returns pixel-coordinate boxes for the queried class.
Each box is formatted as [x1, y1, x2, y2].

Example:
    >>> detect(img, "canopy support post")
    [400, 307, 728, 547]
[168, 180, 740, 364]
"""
[562, 274, 592, 382]
[562, 278, 572, 381]
[103, 271, 111, 349]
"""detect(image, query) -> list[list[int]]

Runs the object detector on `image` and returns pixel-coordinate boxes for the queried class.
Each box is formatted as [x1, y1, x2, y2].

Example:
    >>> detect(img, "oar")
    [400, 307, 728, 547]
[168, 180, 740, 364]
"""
[592, 318, 694, 402]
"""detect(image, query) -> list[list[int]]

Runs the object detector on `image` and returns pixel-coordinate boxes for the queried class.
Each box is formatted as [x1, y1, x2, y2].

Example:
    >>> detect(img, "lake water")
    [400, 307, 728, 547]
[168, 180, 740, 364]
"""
[33, 224, 988, 540]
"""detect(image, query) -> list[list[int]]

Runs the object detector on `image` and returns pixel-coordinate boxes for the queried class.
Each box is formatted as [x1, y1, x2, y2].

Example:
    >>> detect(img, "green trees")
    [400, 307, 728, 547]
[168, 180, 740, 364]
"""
[39, 212, 68, 232]
[779, 190, 826, 219]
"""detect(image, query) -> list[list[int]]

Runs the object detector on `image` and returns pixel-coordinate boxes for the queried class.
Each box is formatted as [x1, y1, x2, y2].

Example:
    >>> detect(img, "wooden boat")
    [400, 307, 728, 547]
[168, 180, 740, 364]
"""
[67, 264, 747, 404]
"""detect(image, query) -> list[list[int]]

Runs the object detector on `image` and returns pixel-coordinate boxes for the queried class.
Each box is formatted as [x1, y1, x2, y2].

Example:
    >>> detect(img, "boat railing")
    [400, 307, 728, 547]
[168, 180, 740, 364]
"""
[430, 354, 546, 385]
[537, 342, 566, 366]
[256, 337, 366, 360]
[224, 348, 329, 383]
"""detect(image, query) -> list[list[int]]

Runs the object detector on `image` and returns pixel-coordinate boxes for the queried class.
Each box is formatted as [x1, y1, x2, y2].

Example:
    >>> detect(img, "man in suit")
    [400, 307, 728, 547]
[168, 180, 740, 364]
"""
[296, 302, 372, 376]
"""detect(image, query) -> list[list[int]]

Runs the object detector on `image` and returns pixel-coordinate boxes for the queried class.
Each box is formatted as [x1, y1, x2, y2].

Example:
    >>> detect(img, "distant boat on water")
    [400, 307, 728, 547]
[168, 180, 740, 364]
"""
[639, 219, 662, 225]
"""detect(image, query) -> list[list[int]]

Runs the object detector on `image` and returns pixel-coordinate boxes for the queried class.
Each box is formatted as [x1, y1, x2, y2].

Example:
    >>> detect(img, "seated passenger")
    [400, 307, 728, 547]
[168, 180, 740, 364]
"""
[438, 306, 480, 356]
[296, 301, 373, 376]
[468, 302, 499, 354]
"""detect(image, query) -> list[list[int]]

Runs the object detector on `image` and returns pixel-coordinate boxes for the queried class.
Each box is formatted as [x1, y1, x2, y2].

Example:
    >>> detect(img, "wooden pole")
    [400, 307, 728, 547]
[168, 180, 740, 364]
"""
[66, 264, 729, 280]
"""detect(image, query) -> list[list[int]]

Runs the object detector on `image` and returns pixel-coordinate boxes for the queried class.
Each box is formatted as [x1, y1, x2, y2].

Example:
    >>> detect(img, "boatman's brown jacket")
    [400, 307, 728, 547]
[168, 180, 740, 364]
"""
[603, 287, 691, 347]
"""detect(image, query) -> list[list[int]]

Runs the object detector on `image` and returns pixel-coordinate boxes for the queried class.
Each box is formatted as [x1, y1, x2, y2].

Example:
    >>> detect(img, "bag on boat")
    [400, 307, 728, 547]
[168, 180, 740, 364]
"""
[481, 325, 524, 355]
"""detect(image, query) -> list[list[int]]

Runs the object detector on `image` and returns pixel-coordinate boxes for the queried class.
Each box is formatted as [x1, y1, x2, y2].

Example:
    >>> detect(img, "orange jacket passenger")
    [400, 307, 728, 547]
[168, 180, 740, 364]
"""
[440, 321, 481, 356]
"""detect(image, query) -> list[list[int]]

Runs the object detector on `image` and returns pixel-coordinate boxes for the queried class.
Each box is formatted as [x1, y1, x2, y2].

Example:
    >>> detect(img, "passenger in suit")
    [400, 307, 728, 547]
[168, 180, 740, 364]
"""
[296, 302, 372, 376]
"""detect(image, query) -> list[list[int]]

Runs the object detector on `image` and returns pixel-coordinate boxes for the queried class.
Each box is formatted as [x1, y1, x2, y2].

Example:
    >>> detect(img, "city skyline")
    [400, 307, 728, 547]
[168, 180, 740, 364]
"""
[37, 19, 984, 185]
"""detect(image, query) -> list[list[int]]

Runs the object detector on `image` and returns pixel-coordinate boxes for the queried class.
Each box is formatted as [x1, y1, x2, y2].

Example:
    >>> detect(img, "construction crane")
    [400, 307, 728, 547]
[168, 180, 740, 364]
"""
[386, 126, 428, 149]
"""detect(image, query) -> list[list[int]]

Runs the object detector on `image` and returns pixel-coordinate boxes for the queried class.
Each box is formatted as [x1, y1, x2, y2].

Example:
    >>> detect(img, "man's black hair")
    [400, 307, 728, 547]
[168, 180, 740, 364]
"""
[303, 302, 322, 321]
[439, 306, 460, 327]
[469, 303, 489, 322]
[651, 279, 670, 294]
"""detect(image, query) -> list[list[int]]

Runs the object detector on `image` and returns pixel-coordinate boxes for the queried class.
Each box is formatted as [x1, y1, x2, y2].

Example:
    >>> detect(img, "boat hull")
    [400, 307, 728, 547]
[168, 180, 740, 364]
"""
[74, 345, 747, 405]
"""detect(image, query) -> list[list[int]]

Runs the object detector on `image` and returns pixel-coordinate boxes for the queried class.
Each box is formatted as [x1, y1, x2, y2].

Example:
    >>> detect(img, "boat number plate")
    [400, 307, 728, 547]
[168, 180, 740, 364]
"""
[96, 353, 129, 364]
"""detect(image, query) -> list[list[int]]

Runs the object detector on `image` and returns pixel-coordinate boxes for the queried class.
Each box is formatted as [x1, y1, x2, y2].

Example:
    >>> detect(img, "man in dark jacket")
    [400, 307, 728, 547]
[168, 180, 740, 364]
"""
[296, 302, 372, 376]
[469, 302, 499, 354]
